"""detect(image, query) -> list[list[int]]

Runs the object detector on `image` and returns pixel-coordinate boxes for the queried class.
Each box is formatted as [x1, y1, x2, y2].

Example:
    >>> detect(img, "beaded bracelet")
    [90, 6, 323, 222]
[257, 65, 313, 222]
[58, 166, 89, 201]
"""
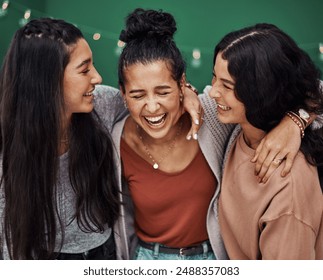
[289, 110, 307, 128]
[286, 112, 305, 138]
[185, 83, 199, 95]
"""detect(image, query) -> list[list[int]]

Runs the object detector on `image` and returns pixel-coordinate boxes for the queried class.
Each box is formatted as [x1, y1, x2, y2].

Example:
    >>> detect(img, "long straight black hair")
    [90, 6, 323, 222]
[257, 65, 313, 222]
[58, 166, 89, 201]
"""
[0, 18, 119, 259]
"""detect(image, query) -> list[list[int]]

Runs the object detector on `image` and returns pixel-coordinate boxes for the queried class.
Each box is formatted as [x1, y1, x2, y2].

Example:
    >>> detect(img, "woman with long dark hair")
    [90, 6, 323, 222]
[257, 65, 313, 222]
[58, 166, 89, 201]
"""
[0, 18, 123, 259]
[210, 23, 323, 259]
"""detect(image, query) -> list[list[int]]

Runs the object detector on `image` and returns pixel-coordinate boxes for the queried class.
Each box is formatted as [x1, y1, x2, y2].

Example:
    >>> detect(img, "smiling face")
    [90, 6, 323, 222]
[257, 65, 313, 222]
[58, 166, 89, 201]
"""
[209, 52, 247, 125]
[63, 38, 102, 119]
[122, 60, 185, 140]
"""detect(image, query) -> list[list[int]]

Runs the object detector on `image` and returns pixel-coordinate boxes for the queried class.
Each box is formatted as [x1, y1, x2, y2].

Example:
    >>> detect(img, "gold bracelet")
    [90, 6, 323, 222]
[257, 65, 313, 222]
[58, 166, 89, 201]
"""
[185, 83, 199, 95]
[286, 112, 305, 138]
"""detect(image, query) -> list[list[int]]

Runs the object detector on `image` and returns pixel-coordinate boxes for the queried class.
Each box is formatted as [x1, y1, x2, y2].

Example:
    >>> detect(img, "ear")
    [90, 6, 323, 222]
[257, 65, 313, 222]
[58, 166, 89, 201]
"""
[119, 86, 125, 96]
[179, 74, 186, 93]
[119, 86, 126, 98]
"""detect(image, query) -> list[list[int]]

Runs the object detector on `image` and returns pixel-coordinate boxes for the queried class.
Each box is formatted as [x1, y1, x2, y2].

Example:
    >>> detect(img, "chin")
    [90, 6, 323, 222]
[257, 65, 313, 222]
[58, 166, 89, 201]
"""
[81, 105, 94, 113]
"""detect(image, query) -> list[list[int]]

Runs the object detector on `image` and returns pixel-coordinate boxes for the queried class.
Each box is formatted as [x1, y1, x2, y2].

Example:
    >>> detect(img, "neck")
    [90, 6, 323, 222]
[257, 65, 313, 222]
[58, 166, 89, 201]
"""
[240, 123, 266, 149]
[136, 117, 185, 170]
[136, 115, 187, 146]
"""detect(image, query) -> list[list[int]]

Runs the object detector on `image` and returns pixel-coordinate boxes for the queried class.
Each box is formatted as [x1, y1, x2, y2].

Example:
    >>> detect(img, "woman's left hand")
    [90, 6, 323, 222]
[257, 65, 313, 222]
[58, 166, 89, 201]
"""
[183, 84, 203, 140]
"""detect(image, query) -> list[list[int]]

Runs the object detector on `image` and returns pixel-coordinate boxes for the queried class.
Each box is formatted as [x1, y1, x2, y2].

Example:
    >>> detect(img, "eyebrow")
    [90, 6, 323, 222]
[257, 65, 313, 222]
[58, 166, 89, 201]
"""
[220, 78, 235, 86]
[129, 85, 172, 94]
[76, 58, 91, 69]
[213, 70, 235, 86]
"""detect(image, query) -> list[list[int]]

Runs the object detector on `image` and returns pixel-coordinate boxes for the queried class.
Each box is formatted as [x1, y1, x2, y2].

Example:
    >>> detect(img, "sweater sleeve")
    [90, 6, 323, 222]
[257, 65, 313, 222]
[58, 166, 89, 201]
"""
[93, 85, 128, 132]
[259, 213, 317, 259]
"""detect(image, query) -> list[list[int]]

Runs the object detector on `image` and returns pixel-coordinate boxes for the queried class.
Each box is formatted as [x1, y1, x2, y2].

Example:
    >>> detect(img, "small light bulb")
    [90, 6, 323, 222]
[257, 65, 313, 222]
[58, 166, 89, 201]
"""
[93, 33, 101, 40]
[319, 43, 323, 54]
[2, 1, 9, 10]
[192, 49, 201, 60]
[24, 9, 31, 20]
[117, 40, 125, 48]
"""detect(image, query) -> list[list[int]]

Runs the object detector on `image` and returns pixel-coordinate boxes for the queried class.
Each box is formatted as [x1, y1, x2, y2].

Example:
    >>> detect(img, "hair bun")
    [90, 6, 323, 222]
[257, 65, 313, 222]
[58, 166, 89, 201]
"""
[120, 8, 177, 43]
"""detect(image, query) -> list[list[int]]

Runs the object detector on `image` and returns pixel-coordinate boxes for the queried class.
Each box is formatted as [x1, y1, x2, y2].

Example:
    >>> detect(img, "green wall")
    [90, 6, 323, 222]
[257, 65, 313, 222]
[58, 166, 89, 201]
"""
[1, 0, 323, 91]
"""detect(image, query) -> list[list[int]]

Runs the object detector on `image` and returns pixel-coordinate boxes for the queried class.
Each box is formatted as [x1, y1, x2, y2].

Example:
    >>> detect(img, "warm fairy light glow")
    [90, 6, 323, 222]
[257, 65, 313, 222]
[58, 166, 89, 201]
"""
[2, 1, 9, 10]
[24, 9, 31, 20]
[319, 43, 323, 54]
[117, 40, 125, 47]
[93, 33, 101, 40]
[192, 49, 201, 60]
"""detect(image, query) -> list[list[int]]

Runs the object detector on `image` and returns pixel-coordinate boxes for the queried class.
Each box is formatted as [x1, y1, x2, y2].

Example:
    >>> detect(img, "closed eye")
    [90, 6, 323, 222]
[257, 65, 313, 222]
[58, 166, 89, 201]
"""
[130, 95, 144, 99]
[158, 92, 170, 96]
[81, 69, 90, 74]
[223, 83, 234, 90]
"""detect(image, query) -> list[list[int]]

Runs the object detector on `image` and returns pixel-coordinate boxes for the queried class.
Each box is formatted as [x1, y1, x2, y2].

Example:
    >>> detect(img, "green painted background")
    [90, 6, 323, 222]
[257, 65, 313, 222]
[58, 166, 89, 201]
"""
[1, 0, 323, 91]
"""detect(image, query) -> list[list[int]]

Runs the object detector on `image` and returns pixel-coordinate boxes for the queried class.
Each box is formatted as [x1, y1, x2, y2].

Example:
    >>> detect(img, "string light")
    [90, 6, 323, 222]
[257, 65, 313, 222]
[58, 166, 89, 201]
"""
[0, 0, 9, 17]
[191, 48, 201, 68]
[24, 9, 31, 19]
[192, 49, 201, 60]
[115, 40, 125, 56]
[18, 9, 31, 26]
[319, 43, 323, 54]
[319, 43, 323, 62]
[93, 33, 101, 40]
[117, 40, 125, 48]
[2, 1, 321, 66]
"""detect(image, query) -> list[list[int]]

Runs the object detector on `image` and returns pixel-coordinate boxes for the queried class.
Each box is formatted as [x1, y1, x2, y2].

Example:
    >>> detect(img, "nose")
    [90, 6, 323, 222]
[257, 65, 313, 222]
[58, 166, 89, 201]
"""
[91, 66, 102, 85]
[145, 97, 160, 113]
[208, 82, 221, 99]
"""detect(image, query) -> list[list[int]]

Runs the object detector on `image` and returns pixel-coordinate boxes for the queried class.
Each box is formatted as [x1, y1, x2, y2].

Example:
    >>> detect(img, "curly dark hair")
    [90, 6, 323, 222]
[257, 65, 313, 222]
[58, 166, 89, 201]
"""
[213, 23, 323, 188]
[118, 8, 186, 91]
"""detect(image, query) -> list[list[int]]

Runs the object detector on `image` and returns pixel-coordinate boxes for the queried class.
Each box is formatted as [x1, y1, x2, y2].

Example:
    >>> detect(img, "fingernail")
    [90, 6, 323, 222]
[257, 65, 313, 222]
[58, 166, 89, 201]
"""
[193, 133, 198, 140]
[281, 171, 286, 177]
[186, 135, 192, 140]
[195, 119, 199, 125]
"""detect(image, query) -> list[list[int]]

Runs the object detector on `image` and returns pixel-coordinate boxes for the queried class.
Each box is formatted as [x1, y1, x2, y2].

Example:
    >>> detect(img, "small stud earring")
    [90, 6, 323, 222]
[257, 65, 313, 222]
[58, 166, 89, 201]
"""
[123, 99, 128, 109]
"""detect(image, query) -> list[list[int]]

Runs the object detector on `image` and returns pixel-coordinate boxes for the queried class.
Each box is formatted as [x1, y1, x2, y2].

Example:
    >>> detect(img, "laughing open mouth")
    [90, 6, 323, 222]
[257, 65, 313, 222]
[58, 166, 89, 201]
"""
[144, 113, 166, 126]
[217, 103, 231, 111]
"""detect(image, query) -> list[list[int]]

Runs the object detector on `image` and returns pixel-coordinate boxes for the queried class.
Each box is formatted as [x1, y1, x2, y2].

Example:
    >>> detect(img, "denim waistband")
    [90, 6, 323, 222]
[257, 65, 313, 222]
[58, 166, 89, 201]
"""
[138, 239, 211, 256]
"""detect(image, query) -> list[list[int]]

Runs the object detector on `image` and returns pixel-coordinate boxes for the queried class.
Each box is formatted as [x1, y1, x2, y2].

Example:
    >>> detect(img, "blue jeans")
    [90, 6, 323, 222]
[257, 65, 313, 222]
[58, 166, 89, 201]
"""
[134, 241, 216, 260]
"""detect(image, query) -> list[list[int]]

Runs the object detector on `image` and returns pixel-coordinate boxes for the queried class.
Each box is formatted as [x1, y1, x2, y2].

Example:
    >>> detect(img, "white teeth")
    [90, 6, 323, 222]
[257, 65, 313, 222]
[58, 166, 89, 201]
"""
[144, 114, 166, 125]
[217, 103, 231, 111]
[83, 93, 93, 97]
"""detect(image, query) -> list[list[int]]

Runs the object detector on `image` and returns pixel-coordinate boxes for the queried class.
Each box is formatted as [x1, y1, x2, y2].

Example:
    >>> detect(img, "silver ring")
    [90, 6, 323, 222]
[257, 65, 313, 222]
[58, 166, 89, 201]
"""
[273, 158, 284, 165]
